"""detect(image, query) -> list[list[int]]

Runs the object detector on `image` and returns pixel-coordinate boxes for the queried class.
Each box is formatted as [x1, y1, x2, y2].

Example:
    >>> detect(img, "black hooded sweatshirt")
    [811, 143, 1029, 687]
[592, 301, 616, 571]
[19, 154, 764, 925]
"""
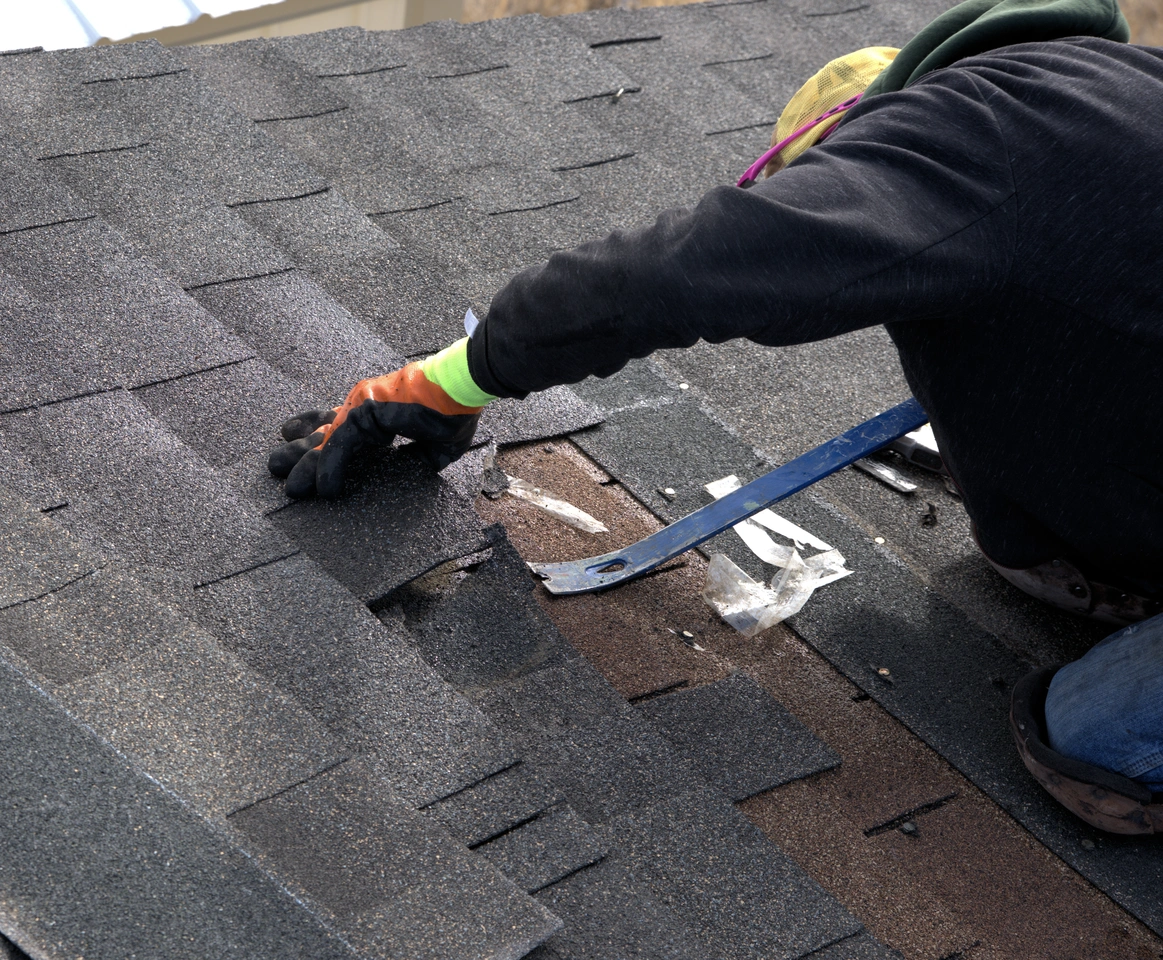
[467, 36, 1163, 596]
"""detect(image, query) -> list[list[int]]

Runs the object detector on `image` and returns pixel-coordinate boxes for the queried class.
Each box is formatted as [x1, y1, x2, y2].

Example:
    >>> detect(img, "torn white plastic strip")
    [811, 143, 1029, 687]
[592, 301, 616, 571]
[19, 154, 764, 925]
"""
[504, 475, 609, 534]
[704, 475, 832, 551]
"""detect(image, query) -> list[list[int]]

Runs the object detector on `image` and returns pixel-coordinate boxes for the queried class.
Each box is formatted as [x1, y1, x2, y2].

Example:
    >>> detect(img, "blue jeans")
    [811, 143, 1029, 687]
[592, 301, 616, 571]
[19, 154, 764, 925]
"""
[1044, 613, 1163, 792]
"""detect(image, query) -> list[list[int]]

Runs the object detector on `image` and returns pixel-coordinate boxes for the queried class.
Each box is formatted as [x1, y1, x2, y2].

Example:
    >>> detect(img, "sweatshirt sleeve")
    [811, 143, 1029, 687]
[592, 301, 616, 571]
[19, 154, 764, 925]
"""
[467, 69, 1017, 398]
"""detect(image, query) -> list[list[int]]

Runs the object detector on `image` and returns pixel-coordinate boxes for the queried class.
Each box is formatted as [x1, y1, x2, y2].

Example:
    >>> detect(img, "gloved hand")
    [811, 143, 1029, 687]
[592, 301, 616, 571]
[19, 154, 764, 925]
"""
[269, 340, 494, 498]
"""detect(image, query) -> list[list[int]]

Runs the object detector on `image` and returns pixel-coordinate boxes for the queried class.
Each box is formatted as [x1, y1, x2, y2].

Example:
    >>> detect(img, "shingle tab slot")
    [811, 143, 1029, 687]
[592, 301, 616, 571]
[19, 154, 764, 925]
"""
[228, 757, 563, 957]
[637, 674, 841, 801]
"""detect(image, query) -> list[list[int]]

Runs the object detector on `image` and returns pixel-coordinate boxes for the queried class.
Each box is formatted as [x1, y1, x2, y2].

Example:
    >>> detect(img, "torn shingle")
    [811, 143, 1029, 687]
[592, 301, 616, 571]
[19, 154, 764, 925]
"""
[636, 674, 841, 801]
[410, 534, 579, 689]
[59, 632, 348, 819]
[266, 439, 488, 593]
[480, 388, 604, 448]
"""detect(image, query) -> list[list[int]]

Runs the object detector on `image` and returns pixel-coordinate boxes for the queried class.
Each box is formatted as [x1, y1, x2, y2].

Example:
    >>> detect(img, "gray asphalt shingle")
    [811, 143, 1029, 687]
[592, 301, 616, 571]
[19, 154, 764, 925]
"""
[637, 674, 841, 801]
[0, 655, 360, 960]
[60, 632, 348, 819]
[0, 218, 254, 411]
[606, 787, 862, 959]
[192, 555, 519, 807]
[228, 758, 561, 958]
[0, 391, 294, 592]
[0, 562, 195, 687]
[0, 485, 99, 611]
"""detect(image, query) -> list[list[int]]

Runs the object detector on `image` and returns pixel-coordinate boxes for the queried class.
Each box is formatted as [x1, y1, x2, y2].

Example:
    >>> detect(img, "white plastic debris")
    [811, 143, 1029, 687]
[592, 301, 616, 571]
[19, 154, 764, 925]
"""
[704, 475, 832, 551]
[700, 474, 854, 636]
[504, 475, 609, 534]
[703, 553, 814, 637]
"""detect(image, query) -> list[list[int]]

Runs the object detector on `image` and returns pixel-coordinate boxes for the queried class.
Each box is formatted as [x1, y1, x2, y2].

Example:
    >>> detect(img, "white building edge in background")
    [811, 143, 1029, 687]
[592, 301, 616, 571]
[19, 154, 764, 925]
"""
[1, 0, 464, 52]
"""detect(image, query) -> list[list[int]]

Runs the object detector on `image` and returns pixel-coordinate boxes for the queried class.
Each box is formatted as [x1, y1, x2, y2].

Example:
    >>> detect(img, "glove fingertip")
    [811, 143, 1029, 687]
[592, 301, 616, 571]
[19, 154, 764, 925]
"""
[281, 409, 337, 441]
[315, 451, 347, 499]
[285, 448, 322, 499]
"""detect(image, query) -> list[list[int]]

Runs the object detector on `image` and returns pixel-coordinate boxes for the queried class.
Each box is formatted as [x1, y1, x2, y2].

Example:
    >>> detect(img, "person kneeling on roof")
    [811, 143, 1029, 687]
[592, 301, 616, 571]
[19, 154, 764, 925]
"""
[269, 0, 1163, 835]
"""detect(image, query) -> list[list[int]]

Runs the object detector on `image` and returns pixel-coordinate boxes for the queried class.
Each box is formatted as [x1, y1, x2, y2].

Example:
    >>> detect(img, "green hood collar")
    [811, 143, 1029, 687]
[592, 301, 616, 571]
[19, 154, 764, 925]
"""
[864, 0, 1130, 97]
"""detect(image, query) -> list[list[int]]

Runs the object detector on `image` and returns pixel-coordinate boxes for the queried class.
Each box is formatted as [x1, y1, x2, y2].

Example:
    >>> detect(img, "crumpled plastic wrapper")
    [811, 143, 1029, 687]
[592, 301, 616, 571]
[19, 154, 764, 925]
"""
[703, 553, 817, 637]
[701, 474, 854, 636]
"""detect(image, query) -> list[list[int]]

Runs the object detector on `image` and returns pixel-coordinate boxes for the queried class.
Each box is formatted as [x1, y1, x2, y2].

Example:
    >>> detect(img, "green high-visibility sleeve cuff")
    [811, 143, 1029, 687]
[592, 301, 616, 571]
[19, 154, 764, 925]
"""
[421, 338, 498, 408]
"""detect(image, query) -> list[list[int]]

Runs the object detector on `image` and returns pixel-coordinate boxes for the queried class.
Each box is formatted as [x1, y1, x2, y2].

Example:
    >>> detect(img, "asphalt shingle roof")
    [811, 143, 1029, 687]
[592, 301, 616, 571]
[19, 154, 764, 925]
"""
[2, 1, 1161, 956]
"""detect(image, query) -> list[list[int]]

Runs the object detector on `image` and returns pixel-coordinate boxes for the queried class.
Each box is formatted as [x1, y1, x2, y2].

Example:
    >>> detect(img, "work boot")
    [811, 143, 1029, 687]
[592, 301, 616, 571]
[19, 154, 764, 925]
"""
[1010, 665, 1163, 835]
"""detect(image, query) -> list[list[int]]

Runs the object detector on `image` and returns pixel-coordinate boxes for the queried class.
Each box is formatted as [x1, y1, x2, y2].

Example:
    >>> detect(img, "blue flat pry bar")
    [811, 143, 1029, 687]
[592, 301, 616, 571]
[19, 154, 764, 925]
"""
[528, 396, 928, 595]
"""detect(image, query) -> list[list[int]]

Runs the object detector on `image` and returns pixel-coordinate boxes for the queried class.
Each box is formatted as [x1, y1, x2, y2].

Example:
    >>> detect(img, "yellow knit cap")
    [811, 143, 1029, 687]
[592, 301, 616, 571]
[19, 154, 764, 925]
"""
[765, 46, 899, 175]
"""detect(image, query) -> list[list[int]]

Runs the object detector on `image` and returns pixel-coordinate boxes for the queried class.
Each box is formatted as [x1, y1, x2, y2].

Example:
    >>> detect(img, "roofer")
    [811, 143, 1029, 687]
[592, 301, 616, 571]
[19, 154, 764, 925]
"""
[269, 0, 1163, 834]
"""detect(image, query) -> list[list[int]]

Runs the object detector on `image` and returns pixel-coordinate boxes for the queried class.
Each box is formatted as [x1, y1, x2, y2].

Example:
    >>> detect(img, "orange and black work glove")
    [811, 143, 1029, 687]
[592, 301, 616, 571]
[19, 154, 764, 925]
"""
[269, 338, 496, 499]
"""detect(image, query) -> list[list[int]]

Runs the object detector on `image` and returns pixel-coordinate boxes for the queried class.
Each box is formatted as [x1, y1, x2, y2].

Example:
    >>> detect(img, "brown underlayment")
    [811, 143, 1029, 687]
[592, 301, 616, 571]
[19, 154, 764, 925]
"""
[465, 0, 1163, 48]
[476, 440, 1163, 960]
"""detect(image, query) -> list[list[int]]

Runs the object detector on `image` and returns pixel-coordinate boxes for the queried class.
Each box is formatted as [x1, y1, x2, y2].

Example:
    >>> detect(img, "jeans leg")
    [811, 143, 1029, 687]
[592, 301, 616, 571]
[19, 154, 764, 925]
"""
[1044, 613, 1163, 792]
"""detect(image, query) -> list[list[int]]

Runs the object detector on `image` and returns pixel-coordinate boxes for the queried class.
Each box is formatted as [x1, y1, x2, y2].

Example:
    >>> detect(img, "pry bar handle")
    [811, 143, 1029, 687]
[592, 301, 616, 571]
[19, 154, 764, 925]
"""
[528, 396, 927, 595]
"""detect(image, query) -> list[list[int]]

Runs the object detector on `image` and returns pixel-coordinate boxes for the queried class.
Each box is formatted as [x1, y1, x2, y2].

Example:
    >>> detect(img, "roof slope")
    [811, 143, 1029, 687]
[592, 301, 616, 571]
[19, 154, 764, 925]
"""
[2, 1, 1159, 957]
